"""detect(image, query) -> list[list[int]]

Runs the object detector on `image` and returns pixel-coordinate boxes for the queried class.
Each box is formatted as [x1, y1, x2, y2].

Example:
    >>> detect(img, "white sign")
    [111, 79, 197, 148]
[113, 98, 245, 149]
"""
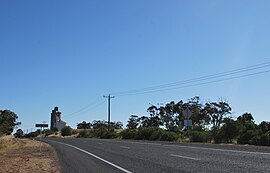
[183, 108, 192, 119]
[184, 120, 192, 127]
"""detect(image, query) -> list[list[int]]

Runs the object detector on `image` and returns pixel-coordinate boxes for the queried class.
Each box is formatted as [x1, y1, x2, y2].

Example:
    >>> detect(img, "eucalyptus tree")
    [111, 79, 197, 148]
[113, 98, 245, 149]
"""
[77, 121, 91, 129]
[0, 110, 19, 135]
[127, 115, 140, 129]
[203, 101, 232, 127]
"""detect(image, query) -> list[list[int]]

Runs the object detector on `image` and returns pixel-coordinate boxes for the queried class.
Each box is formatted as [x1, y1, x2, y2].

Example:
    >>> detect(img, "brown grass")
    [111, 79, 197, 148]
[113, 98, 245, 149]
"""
[0, 136, 60, 173]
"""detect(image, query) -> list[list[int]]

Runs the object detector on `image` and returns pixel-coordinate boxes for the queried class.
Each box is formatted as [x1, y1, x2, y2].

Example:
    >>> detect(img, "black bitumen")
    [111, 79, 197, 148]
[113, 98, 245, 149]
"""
[44, 138, 270, 173]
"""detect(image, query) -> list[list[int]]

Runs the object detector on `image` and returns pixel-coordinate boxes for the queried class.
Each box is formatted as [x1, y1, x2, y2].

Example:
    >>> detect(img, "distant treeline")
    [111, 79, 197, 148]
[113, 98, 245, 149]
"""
[20, 96, 270, 146]
[76, 96, 270, 146]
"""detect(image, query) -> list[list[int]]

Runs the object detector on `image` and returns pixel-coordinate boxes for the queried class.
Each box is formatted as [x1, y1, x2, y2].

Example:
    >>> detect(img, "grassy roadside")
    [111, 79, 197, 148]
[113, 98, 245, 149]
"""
[0, 135, 60, 173]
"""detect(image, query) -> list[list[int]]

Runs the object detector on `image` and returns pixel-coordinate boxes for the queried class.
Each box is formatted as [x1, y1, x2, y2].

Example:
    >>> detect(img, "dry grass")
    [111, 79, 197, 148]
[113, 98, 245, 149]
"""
[0, 136, 60, 173]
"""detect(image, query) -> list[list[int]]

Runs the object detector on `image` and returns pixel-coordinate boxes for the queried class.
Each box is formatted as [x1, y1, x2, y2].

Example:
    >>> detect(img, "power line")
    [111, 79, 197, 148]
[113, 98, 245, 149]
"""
[63, 61, 270, 121]
[65, 97, 103, 117]
[66, 100, 106, 120]
[118, 69, 270, 96]
[112, 62, 270, 96]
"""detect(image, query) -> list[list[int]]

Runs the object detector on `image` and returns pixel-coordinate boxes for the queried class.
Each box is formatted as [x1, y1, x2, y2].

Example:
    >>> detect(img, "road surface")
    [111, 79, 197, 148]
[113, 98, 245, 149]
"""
[44, 138, 270, 173]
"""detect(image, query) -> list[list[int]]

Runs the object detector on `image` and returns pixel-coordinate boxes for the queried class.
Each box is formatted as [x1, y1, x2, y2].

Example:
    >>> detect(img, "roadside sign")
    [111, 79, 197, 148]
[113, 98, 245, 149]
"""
[184, 120, 192, 127]
[183, 108, 192, 119]
[35, 123, 48, 153]
[35, 124, 48, 128]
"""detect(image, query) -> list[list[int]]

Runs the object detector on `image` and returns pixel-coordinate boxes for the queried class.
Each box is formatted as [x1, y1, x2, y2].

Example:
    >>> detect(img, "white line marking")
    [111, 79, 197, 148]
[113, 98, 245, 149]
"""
[97, 142, 103, 145]
[50, 140, 132, 173]
[120, 146, 130, 149]
[118, 141, 161, 146]
[170, 154, 200, 161]
[164, 144, 270, 155]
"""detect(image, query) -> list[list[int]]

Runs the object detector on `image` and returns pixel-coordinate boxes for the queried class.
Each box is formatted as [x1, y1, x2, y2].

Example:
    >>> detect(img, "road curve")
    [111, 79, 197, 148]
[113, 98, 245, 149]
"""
[44, 138, 270, 173]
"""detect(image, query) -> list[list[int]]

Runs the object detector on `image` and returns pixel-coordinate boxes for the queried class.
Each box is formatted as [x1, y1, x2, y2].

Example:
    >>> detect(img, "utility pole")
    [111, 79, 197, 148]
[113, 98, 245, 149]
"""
[104, 94, 115, 131]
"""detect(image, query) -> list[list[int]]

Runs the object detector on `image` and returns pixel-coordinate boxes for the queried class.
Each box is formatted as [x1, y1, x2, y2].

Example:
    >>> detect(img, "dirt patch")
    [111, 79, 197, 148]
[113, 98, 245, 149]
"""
[0, 136, 60, 173]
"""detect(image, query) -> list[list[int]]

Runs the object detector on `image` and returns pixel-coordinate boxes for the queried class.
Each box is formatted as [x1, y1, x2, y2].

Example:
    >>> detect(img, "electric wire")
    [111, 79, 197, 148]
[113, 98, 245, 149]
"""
[65, 97, 104, 117]
[66, 100, 107, 120]
[112, 62, 270, 96]
[117, 69, 270, 96]
[65, 61, 270, 118]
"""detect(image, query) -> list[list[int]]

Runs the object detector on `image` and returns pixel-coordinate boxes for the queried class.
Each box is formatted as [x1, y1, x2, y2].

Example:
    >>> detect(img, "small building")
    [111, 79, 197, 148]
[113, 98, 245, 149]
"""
[50, 106, 66, 131]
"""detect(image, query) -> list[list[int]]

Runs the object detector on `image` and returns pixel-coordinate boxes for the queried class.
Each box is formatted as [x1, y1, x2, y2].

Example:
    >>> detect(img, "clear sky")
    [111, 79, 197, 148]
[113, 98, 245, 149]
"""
[1, 0, 270, 131]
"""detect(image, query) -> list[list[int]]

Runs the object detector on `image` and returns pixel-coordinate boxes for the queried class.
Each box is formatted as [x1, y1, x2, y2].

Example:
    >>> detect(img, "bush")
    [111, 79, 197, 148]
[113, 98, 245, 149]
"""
[44, 129, 53, 137]
[61, 126, 72, 136]
[259, 133, 270, 146]
[121, 129, 137, 139]
[96, 129, 118, 139]
[160, 131, 178, 141]
[135, 127, 157, 140]
[250, 135, 261, 145]
[77, 129, 118, 139]
[237, 130, 255, 144]
[25, 131, 40, 138]
[149, 128, 165, 141]
[78, 130, 91, 138]
[120, 127, 179, 141]
[78, 127, 180, 142]
[211, 126, 223, 143]
[191, 131, 210, 143]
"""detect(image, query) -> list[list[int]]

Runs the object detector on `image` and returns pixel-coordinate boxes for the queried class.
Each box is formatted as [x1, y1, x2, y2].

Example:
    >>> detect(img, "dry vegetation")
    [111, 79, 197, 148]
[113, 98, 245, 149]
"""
[0, 135, 60, 173]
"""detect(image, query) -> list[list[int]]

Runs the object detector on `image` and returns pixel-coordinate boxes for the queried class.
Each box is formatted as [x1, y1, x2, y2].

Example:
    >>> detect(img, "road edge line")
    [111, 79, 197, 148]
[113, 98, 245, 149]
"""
[50, 140, 132, 173]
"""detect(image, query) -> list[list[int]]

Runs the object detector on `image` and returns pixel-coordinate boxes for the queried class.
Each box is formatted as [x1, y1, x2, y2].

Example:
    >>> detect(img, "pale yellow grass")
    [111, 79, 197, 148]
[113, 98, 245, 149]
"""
[0, 136, 60, 173]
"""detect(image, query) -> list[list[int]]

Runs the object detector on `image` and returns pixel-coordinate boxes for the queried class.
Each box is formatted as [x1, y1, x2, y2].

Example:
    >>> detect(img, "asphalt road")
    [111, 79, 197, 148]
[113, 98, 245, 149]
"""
[43, 138, 270, 173]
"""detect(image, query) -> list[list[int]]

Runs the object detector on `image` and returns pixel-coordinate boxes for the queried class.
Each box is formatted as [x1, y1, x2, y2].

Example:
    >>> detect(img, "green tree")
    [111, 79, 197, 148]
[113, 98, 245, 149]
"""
[236, 113, 259, 144]
[14, 129, 24, 138]
[159, 101, 179, 131]
[61, 126, 72, 136]
[188, 96, 210, 126]
[0, 110, 19, 135]
[147, 106, 162, 127]
[139, 105, 162, 128]
[139, 116, 150, 127]
[220, 118, 238, 143]
[237, 112, 254, 123]
[110, 121, 123, 129]
[203, 101, 231, 127]
[92, 120, 107, 129]
[77, 121, 91, 129]
[127, 115, 140, 129]
[259, 121, 270, 133]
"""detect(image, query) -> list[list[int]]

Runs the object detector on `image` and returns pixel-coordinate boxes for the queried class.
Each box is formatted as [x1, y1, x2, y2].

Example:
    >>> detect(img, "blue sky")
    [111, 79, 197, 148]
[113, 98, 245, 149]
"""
[1, 0, 270, 131]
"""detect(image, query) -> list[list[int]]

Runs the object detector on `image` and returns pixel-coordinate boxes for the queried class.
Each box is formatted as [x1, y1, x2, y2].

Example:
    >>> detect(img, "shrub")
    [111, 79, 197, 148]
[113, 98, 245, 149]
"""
[44, 129, 53, 137]
[121, 129, 137, 139]
[259, 133, 270, 146]
[121, 127, 179, 141]
[135, 127, 157, 140]
[237, 130, 254, 144]
[211, 126, 223, 143]
[61, 126, 72, 136]
[25, 131, 40, 138]
[191, 131, 210, 143]
[250, 135, 261, 145]
[95, 129, 118, 139]
[160, 131, 178, 141]
[78, 129, 118, 139]
[149, 129, 165, 141]
[78, 130, 91, 138]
